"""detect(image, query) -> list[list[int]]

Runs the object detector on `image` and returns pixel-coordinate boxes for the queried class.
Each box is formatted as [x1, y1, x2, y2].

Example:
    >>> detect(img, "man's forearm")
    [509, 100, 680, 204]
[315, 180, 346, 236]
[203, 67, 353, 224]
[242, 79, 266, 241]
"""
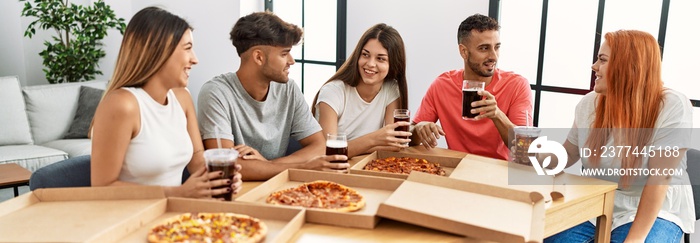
[492, 110, 515, 146]
[238, 159, 303, 181]
[272, 143, 323, 164]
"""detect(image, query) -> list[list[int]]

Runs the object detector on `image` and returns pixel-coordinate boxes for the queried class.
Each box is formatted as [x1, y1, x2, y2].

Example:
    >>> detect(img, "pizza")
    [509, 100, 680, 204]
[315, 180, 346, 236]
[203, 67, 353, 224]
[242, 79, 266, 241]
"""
[147, 212, 267, 243]
[363, 156, 446, 176]
[266, 180, 365, 212]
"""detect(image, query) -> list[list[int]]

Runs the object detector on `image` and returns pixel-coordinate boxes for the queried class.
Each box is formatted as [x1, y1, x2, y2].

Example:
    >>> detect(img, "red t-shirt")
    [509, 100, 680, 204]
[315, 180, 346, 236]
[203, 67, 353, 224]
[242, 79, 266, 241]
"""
[413, 69, 533, 160]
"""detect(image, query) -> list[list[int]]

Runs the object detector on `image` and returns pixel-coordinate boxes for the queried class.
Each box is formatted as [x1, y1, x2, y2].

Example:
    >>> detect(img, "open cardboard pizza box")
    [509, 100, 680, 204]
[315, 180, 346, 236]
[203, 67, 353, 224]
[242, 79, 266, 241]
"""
[449, 154, 567, 204]
[349, 150, 467, 179]
[377, 171, 546, 243]
[236, 169, 404, 229]
[0, 186, 304, 243]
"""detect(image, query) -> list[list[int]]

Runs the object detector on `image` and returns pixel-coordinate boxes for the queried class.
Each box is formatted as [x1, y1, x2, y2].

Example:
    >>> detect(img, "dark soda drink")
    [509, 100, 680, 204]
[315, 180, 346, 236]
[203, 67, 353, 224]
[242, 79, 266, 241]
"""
[394, 115, 410, 139]
[326, 140, 348, 163]
[513, 135, 537, 165]
[204, 148, 238, 201]
[462, 89, 482, 119]
[208, 162, 235, 201]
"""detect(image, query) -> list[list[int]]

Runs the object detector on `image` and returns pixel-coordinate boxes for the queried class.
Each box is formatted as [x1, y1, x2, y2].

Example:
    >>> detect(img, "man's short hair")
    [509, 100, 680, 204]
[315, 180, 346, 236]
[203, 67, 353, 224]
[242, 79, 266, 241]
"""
[457, 13, 500, 44]
[229, 11, 303, 56]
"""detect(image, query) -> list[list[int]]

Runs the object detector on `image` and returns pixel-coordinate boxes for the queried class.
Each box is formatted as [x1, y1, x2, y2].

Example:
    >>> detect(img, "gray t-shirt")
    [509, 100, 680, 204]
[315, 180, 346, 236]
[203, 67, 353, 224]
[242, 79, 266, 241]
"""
[197, 72, 321, 160]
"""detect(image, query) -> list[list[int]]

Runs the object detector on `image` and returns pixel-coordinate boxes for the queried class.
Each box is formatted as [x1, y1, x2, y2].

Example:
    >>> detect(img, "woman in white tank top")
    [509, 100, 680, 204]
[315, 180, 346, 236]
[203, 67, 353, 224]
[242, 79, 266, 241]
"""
[90, 7, 242, 199]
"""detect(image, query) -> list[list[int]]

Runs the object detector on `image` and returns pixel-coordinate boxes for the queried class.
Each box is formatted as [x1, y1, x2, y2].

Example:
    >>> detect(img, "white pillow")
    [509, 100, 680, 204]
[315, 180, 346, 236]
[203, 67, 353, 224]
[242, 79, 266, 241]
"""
[0, 76, 33, 145]
[22, 80, 108, 144]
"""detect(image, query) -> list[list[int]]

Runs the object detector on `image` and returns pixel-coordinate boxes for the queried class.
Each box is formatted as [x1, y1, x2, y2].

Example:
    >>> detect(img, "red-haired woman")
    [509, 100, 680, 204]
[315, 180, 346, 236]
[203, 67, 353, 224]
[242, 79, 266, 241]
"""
[545, 30, 694, 242]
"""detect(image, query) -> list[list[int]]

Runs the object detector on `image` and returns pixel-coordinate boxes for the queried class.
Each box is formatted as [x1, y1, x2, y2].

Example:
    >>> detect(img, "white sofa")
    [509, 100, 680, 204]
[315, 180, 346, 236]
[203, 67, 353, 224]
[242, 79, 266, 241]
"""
[0, 76, 107, 172]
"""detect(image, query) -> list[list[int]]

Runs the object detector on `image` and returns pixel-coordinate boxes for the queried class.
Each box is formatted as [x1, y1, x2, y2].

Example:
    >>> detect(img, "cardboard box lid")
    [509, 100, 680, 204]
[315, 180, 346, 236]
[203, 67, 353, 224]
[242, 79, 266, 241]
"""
[0, 186, 305, 243]
[350, 150, 467, 179]
[377, 172, 546, 243]
[0, 186, 167, 243]
[237, 169, 404, 229]
[450, 154, 566, 203]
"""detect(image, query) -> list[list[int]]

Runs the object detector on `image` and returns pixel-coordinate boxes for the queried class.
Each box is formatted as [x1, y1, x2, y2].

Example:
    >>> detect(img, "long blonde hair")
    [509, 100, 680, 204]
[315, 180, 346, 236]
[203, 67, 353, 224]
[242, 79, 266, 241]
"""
[104, 6, 192, 95]
[586, 30, 664, 187]
[89, 7, 191, 136]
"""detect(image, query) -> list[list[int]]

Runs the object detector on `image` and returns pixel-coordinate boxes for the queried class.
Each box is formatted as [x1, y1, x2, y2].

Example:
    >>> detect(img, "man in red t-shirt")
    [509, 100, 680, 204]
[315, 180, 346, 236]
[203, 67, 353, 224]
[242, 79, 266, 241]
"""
[411, 14, 533, 160]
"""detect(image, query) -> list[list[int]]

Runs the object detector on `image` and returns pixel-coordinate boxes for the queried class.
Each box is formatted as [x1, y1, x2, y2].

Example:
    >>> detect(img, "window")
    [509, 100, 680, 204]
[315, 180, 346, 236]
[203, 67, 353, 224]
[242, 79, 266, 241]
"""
[498, 0, 700, 128]
[267, 0, 346, 107]
[662, 1, 700, 101]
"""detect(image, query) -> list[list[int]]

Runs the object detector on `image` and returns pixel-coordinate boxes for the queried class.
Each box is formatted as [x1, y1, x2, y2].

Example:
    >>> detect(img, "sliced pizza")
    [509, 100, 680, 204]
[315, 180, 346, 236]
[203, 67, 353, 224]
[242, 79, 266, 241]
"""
[363, 156, 446, 176]
[147, 212, 267, 243]
[266, 180, 365, 212]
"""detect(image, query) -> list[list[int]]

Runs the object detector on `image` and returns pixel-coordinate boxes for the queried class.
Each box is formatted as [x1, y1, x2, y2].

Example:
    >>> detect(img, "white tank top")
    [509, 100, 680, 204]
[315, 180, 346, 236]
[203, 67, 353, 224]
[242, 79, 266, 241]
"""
[119, 87, 193, 186]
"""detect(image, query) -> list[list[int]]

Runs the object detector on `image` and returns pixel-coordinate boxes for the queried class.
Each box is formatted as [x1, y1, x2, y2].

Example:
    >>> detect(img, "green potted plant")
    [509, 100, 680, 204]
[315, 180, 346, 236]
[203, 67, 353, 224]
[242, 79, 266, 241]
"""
[20, 0, 126, 84]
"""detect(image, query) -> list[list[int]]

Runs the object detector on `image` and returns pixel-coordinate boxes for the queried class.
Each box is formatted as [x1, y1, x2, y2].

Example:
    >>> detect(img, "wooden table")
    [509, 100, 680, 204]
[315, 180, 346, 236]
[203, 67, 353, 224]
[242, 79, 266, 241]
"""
[237, 147, 617, 243]
[0, 163, 32, 197]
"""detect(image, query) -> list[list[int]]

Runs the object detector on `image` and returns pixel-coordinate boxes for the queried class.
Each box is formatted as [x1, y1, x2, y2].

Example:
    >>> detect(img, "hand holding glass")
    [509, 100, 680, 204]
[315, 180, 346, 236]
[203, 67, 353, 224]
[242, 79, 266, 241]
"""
[393, 109, 410, 146]
[204, 148, 239, 201]
[326, 133, 348, 164]
[462, 80, 485, 120]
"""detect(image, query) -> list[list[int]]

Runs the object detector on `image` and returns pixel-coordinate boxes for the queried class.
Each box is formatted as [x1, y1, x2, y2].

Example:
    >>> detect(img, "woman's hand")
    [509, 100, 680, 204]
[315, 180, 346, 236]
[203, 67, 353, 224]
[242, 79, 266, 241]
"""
[176, 165, 232, 199]
[230, 163, 243, 195]
[370, 122, 412, 148]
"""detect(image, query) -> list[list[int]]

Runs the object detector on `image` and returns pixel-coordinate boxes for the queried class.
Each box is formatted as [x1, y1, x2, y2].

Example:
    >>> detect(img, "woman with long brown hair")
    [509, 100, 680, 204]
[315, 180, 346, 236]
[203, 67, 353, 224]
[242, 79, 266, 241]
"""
[90, 7, 242, 198]
[312, 23, 411, 157]
[545, 30, 694, 242]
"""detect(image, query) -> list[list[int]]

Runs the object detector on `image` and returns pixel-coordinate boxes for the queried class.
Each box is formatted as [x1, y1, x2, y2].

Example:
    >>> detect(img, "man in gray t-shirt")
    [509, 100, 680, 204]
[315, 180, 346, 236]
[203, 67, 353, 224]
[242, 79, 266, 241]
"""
[197, 12, 348, 181]
[199, 73, 317, 160]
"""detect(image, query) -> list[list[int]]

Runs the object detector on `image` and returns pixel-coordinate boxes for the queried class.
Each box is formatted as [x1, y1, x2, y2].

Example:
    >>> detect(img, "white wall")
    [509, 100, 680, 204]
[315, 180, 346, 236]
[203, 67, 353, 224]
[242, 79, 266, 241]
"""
[347, 0, 490, 148]
[0, 0, 125, 86]
[129, 0, 247, 107]
[0, 0, 262, 107]
[0, 1, 28, 85]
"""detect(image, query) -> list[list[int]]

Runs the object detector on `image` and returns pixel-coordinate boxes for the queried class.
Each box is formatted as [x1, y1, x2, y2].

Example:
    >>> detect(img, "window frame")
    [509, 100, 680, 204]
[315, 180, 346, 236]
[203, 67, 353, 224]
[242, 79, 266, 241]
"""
[267, 0, 347, 93]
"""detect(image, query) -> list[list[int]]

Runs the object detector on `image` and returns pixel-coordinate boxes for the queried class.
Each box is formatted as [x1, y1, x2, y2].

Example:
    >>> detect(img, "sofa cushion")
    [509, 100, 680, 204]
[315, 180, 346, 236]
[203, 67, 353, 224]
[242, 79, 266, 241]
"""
[0, 145, 68, 172]
[42, 139, 92, 158]
[23, 80, 108, 144]
[0, 76, 33, 146]
[64, 86, 104, 139]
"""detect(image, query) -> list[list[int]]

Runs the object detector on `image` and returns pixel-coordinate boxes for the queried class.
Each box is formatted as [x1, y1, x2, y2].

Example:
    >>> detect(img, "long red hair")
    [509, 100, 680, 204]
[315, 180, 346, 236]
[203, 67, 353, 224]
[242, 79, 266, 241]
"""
[586, 30, 664, 187]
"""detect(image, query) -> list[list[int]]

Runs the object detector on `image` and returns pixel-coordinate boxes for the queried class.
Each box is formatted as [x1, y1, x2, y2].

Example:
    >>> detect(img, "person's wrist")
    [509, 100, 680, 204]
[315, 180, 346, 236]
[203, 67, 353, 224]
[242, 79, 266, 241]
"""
[300, 159, 312, 170]
[163, 186, 179, 197]
[491, 108, 505, 121]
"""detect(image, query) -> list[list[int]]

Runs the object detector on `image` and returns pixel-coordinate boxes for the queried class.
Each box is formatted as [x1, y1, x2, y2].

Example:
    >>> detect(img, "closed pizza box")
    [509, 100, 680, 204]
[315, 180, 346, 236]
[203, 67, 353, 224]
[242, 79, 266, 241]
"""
[449, 154, 566, 203]
[0, 186, 304, 243]
[377, 172, 546, 243]
[349, 150, 467, 179]
[236, 169, 404, 229]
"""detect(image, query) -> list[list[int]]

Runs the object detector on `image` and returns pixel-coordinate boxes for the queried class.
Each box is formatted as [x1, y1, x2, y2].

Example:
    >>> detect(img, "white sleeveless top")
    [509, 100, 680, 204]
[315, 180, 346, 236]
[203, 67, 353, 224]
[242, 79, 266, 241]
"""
[119, 87, 193, 186]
